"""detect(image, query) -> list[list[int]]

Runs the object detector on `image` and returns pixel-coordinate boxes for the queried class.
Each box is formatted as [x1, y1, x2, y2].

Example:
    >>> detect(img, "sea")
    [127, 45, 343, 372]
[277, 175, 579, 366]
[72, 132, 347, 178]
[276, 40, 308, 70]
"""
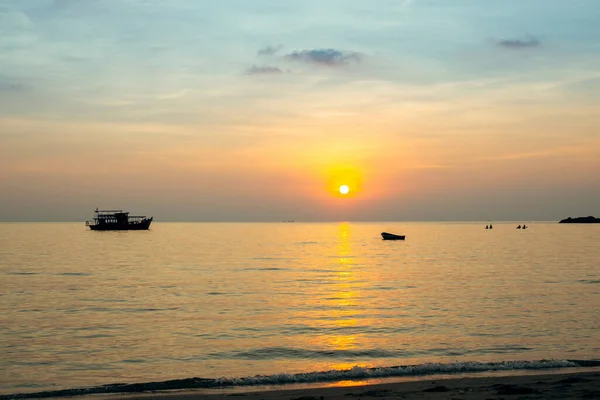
[1, 222, 599, 398]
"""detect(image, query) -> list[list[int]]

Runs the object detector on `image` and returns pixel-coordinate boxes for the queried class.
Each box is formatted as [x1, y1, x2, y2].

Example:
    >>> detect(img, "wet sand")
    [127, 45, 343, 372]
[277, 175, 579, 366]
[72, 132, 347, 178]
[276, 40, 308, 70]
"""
[103, 370, 600, 400]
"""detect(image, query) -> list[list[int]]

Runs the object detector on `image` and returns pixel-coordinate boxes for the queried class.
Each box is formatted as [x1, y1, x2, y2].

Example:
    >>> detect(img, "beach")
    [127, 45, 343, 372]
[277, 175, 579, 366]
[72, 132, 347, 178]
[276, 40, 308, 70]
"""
[104, 370, 600, 400]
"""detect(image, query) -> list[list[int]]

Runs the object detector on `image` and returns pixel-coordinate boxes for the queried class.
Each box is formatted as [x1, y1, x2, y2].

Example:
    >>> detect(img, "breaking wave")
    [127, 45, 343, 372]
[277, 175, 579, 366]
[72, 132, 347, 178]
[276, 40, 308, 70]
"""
[2, 359, 599, 399]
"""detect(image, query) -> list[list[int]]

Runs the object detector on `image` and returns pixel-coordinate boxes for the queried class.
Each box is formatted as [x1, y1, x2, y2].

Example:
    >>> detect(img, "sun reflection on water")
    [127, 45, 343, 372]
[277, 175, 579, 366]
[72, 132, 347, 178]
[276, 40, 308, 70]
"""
[324, 223, 359, 352]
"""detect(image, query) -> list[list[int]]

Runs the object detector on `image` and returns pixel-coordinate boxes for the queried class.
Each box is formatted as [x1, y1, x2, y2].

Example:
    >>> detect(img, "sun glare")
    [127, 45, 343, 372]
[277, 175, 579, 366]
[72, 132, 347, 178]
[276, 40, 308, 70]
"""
[325, 167, 362, 198]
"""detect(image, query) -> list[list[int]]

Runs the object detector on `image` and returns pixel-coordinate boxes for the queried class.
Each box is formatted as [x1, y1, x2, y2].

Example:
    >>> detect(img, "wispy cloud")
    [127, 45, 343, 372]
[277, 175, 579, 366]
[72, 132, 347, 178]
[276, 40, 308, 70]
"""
[0, 78, 27, 92]
[495, 35, 541, 49]
[257, 45, 283, 56]
[284, 48, 362, 66]
[0, 7, 34, 31]
[244, 65, 283, 75]
[50, 0, 79, 10]
[400, 0, 418, 10]
[477, 145, 590, 162]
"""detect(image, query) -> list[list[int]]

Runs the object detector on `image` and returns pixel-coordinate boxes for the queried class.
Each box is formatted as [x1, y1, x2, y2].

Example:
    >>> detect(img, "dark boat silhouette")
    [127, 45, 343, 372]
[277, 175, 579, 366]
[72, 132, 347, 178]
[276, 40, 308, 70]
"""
[86, 209, 153, 231]
[381, 232, 405, 240]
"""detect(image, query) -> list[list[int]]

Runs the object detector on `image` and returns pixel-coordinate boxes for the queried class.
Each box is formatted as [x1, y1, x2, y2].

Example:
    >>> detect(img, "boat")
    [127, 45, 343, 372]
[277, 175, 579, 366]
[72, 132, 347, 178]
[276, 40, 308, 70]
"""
[381, 232, 405, 240]
[86, 209, 153, 231]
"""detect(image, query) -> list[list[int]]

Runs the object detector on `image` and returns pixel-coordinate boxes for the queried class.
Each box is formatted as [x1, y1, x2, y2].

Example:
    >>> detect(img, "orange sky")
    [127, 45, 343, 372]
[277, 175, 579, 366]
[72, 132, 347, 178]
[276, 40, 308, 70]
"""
[1, 1, 599, 221]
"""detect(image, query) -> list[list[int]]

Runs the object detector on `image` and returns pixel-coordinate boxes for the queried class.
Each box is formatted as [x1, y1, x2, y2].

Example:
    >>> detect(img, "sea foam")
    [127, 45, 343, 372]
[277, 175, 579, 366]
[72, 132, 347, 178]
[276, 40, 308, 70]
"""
[2, 359, 598, 399]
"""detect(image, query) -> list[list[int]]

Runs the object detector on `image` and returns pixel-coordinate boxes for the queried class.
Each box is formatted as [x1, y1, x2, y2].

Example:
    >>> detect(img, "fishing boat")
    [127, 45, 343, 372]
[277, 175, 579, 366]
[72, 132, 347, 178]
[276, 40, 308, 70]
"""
[381, 232, 405, 240]
[86, 209, 153, 231]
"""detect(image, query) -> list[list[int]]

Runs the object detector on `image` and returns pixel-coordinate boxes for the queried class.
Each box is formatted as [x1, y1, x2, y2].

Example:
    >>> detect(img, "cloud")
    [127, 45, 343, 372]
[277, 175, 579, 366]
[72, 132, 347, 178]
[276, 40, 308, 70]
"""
[0, 78, 27, 92]
[400, 0, 418, 9]
[244, 65, 283, 75]
[257, 45, 283, 56]
[51, 0, 83, 9]
[495, 35, 540, 49]
[284, 48, 362, 66]
[0, 7, 34, 32]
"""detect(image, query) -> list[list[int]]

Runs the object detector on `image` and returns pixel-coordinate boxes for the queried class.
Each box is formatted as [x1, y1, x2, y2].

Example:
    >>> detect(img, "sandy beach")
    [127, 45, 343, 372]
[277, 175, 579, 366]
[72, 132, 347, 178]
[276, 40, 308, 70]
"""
[101, 370, 600, 400]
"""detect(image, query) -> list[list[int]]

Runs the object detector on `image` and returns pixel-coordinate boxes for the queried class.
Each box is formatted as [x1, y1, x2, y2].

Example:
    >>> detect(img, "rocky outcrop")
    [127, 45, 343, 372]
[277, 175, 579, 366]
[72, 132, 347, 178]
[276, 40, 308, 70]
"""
[559, 216, 600, 223]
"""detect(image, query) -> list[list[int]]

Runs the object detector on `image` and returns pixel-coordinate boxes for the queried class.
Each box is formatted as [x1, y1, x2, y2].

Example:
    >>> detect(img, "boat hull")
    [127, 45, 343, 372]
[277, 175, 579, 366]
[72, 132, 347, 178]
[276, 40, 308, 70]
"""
[381, 232, 405, 240]
[88, 217, 153, 231]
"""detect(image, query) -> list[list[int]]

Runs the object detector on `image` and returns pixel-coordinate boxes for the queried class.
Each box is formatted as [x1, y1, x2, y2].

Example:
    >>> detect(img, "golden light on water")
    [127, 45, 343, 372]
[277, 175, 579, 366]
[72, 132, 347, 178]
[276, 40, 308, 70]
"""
[327, 379, 373, 388]
[327, 222, 358, 350]
[315, 224, 376, 387]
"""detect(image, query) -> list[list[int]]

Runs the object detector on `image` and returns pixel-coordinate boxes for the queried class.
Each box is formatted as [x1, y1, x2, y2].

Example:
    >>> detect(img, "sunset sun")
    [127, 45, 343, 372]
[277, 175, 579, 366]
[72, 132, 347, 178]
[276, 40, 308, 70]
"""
[339, 185, 350, 195]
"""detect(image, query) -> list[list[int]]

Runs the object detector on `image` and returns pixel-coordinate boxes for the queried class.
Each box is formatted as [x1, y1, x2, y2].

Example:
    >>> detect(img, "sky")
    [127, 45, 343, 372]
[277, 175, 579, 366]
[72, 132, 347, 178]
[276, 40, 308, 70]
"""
[1, 0, 599, 222]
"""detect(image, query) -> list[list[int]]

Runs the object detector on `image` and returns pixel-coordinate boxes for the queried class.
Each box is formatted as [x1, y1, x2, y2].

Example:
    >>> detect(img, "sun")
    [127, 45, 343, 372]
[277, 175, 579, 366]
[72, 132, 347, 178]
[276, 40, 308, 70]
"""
[339, 185, 350, 195]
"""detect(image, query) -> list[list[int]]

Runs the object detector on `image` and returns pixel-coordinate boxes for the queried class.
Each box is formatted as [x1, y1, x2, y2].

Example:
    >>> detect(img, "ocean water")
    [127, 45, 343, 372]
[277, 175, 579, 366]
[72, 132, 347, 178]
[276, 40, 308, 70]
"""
[1, 222, 599, 397]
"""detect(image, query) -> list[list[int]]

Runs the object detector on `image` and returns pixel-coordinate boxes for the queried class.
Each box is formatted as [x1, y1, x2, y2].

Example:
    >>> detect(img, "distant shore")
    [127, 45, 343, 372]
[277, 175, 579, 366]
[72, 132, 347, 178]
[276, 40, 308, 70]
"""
[559, 216, 600, 223]
[95, 370, 600, 400]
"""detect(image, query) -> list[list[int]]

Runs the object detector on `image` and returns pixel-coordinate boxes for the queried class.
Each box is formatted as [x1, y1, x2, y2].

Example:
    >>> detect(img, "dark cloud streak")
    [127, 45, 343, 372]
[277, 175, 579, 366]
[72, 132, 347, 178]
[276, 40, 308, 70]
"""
[496, 35, 541, 49]
[284, 48, 362, 66]
[257, 45, 283, 56]
[244, 65, 283, 75]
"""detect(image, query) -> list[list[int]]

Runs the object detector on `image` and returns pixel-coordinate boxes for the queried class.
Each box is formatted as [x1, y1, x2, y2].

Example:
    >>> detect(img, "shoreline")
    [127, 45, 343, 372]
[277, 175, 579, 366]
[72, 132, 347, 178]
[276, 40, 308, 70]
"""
[3, 367, 600, 399]
[2, 368, 600, 398]
[5, 360, 600, 399]
[96, 369, 600, 400]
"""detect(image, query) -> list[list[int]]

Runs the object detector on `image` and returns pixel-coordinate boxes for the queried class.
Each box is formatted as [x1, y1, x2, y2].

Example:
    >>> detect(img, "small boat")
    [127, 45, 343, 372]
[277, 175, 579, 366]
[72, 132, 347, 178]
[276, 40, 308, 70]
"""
[381, 232, 405, 240]
[86, 209, 153, 231]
